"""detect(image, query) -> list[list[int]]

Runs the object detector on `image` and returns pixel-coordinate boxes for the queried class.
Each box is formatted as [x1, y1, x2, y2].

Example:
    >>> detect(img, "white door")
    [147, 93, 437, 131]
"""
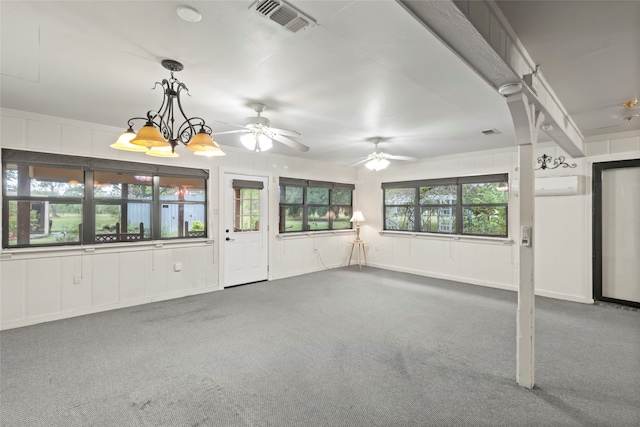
[223, 173, 269, 287]
[601, 166, 640, 303]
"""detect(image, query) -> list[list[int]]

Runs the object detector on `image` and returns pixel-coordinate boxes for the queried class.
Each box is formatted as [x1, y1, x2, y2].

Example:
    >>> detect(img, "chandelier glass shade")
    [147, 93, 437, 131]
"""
[365, 156, 390, 171]
[112, 59, 224, 157]
[146, 146, 179, 158]
[109, 127, 148, 152]
[240, 132, 273, 152]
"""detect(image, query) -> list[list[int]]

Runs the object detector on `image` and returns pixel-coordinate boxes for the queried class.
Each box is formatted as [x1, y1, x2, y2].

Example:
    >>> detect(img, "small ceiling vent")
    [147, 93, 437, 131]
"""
[250, 0, 316, 34]
[481, 129, 502, 136]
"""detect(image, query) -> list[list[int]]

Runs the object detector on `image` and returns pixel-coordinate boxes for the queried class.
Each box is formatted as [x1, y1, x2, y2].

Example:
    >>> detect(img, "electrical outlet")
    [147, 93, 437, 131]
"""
[174, 262, 182, 272]
[73, 275, 82, 284]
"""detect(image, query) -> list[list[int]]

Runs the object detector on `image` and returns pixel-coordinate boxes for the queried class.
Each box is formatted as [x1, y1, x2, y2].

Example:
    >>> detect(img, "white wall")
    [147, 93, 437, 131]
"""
[2, 107, 639, 329]
[0, 108, 357, 329]
[356, 131, 640, 304]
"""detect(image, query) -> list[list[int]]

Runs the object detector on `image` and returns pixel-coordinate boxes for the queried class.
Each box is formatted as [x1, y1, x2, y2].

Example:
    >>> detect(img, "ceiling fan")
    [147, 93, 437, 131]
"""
[351, 138, 418, 171]
[213, 103, 309, 152]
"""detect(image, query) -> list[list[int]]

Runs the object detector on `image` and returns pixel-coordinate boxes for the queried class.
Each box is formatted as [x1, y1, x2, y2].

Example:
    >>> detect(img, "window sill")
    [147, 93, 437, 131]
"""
[276, 229, 354, 240]
[0, 238, 214, 260]
[378, 230, 512, 244]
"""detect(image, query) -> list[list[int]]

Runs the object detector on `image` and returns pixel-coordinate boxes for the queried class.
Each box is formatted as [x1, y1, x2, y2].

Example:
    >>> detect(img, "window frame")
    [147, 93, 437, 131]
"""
[382, 174, 509, 238]
[279, 178, 355, 233]
[2, 149, 208, 248]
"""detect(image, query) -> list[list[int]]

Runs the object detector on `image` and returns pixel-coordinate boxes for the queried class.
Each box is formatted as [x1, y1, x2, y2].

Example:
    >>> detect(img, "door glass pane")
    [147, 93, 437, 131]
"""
[234, 188, 260, 232]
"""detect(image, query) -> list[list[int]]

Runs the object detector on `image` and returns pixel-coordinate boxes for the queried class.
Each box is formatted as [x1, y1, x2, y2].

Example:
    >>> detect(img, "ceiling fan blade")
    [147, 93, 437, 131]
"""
[211, 119, 248, 130]
[272, 134, 310, 152]
[350, 158, 370, 167]
[210, 129, 248, 136]
[271, 127, 302, 137]
[387, 155, 418, 161]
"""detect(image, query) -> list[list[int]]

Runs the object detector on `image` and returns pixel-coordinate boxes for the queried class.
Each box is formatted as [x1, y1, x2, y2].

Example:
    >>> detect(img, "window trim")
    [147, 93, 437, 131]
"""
[382, 173, 509, 238]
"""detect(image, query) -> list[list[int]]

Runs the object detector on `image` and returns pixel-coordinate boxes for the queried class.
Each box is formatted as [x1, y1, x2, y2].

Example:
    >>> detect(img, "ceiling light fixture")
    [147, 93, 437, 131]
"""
[176, 5, 202, 23]
[240, 132, 273, 152]
[498, 82, 523, 96]
[112, 59, 224, 158]
[365, 154, 391, 171]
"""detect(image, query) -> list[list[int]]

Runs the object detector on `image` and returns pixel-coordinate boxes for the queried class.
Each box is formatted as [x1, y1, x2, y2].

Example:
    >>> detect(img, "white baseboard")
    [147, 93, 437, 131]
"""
[0, 286, 221, 331]
[368, 262, 591, 304]
[367, 262, 518, 293]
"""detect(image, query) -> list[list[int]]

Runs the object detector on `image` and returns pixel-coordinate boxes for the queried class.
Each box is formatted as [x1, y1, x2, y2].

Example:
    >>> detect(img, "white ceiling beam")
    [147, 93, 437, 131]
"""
[397, 0, 585, 158]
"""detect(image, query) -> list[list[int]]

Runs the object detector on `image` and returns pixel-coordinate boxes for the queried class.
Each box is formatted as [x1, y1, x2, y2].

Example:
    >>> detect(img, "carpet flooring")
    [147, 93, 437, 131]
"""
[1, 267, 639, 426]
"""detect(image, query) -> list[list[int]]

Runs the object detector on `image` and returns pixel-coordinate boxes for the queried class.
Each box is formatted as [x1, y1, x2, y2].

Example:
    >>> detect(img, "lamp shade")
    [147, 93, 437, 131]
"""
[350, 210, 366, 223]
[186, 129, 225, 156]
[145, 146, 179, 158]
[194, 149, 226, 157]
[110, 128, 148, 152]
[130, 123, 170, 148]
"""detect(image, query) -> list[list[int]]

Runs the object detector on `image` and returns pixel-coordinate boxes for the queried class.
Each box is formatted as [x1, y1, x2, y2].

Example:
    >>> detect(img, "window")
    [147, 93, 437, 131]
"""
[279, 178, 354, 233]
[2, 149, 208, 248]
[382, 174, 508, 237]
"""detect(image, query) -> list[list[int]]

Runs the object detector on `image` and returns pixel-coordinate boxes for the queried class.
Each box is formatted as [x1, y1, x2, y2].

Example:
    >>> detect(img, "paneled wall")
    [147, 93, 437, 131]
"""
[0, 108, 357, 329]
[2, 108, 639, 329]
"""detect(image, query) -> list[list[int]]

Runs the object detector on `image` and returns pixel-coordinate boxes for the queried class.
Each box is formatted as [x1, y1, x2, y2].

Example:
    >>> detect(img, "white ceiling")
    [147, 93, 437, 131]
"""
[1, 1, 638, 166]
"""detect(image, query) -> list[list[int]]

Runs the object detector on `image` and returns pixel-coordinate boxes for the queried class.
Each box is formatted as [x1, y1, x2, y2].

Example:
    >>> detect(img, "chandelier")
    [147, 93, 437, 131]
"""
[111, 59, 225, 158]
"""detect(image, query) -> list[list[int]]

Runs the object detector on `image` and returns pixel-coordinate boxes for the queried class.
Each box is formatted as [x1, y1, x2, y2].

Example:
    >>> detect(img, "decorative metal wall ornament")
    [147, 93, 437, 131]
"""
[535, 154, 577, 170]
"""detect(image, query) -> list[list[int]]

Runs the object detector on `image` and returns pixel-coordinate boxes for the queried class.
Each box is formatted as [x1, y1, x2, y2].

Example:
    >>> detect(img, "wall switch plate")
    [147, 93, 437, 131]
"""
[174, 262, 182, 272]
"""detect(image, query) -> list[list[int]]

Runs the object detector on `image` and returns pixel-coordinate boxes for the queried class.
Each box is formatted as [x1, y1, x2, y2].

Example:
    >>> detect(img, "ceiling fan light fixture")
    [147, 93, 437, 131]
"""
[241, 133, 273, 151]
[365, 157, 390, 171]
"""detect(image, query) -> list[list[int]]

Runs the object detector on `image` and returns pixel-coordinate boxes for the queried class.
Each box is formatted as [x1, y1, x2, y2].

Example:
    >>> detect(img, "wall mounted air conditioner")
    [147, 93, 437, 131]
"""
[511, 175, 581, 197]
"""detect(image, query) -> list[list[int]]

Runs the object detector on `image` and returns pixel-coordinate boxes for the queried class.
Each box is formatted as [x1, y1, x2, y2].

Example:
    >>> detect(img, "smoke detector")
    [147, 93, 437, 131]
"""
[250, 0, 316, 34]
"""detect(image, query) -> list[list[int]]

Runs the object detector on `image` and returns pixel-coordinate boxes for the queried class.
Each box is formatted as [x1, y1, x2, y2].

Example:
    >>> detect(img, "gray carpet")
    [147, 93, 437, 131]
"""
[1, 267, 638, 426]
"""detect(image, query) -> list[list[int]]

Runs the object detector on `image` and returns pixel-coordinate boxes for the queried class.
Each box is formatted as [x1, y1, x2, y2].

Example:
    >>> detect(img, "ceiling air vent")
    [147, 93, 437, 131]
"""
[250, 0, 316, 34]
[481, 129, 502, 136]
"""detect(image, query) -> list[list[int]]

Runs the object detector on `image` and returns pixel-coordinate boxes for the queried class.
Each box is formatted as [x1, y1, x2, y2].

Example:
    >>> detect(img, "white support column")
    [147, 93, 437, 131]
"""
[506, 93, 544, 389]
